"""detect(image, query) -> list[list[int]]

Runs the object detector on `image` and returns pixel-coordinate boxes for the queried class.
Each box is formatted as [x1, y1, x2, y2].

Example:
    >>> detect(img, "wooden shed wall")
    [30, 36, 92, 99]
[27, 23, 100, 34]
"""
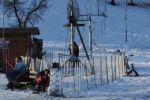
[0, 34, 31, 67]
[7, 36, 30, 59]
[0, 27, 41, 71]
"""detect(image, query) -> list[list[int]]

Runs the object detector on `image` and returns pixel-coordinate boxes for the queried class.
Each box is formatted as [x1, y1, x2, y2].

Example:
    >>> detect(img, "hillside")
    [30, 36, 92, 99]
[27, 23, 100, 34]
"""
[38, 0, 150, 51]
[0, 0, 150, 51]
[0, 0, 150, 99]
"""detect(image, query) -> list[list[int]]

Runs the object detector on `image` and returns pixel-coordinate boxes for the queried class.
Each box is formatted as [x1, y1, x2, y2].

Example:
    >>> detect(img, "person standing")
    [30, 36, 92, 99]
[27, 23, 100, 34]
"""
[68, 41, 79, 57]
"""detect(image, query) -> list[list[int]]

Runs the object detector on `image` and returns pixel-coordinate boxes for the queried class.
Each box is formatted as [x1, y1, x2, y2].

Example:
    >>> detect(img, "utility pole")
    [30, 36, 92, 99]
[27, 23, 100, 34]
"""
[97, 0, 100, 15]
[89, 16, 92, 56]
[69, 0, 75, 56]
[110, 0, 116, 5]
[129, 0, 135, 6]
[125, 0, 128, 43]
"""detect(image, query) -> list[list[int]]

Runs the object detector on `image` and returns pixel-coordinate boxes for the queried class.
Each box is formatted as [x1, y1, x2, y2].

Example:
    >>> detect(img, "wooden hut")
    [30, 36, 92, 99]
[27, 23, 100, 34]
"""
[0, 27, 43, 71]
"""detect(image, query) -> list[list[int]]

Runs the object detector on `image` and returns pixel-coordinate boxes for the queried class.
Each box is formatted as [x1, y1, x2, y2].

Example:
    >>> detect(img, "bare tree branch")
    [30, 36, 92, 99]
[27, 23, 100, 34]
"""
[3, 0, 49, 27]
[24, 0, 48, 27]
[12, 0, 22, 27]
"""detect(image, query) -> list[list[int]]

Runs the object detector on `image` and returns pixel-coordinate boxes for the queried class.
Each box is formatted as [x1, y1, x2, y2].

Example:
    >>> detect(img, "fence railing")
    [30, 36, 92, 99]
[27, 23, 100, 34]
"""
[24, 51, 125, 96]
[44, 51, 125, 96]
[6, 51, 130, 96]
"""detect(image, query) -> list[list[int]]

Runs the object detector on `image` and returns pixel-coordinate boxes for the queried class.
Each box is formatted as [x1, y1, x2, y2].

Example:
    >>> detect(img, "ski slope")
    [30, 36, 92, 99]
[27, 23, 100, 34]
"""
[1, 0, 149, 51]
[40, 0, 150, 51]
[0, 0, 150, 99]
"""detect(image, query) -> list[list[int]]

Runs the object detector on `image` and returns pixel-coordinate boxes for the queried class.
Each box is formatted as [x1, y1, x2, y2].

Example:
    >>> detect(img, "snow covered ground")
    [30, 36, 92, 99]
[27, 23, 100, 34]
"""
[0, 0, 150, 99]
[1, 56, 150, 100]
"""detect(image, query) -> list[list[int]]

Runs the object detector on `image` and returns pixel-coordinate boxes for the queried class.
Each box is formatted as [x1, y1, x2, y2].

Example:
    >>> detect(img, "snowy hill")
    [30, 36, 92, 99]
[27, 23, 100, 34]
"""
[38, 0, 150, 51]
[0, 0, 150, 99]
[0, 0, 150, 51]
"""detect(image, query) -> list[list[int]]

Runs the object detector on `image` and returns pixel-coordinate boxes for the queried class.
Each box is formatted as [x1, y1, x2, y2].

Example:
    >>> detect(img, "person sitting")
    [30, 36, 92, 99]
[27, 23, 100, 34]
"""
[34, 69, 50, 92]
[6, 56, 27, 90]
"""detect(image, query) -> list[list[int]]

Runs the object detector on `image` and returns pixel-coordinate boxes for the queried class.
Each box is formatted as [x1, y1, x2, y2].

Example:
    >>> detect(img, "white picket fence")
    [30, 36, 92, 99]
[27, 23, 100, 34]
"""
[40, 51, 126, 96]
[26, 51, 125, 96]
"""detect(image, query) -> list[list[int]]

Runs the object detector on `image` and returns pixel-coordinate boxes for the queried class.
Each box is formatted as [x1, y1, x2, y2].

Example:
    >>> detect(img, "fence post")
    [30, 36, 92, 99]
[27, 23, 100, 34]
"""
[114, 54, 117, 80]
[118, 54, 120, 78]
[79, 63, 82, 91]
[100, 56, 103, 85]
[120, 53, 123, 77]
[59, 53, 60, 64]
[51, 52, 53, 67]
[122, 53, 125, 76]
[49, 51, 51, 68]
[74, 62, 77, 91]
[84, 60, 89, 90]
[78, 62, 80, 91]
[93, 57, 97, 88]
[60, 66, 64, 96]
[105, 56, 109, 84]
[111, 55, 114, 82]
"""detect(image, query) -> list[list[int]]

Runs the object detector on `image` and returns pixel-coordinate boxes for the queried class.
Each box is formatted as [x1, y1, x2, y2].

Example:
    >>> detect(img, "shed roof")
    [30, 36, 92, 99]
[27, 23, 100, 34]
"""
[0, 27, 40, 36]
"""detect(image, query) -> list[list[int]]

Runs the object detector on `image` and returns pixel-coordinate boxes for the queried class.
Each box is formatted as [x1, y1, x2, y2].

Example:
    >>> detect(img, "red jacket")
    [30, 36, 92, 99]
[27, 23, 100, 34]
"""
[35, 72, 50, 86]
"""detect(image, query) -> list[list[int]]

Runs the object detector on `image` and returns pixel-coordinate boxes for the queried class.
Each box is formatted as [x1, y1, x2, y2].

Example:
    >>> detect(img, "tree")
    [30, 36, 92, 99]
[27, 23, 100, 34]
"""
[3, 0, 49, 27]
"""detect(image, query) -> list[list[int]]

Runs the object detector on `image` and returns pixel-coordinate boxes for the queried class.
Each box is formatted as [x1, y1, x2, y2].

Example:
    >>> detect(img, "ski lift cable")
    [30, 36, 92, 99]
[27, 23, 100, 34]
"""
[92, 40, 101, 49]
[91, 20, 95, 30]
[92, 40, 106, 52]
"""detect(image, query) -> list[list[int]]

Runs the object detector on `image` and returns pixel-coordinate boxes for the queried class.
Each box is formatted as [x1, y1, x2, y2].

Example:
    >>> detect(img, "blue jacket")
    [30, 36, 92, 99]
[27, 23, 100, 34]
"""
[15, 61, 26, 73]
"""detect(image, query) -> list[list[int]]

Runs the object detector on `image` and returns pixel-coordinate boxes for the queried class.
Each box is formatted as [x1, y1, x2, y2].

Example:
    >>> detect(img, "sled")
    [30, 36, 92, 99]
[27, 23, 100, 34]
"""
[6, 70, 37, 90]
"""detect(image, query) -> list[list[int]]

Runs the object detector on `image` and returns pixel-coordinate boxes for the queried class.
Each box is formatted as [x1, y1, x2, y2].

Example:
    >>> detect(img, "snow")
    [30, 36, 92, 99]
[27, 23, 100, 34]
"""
[1, 51, 150, 99]
[1, 62, 150, 100]
[36, 0, 150, 52]
[1, 0, 150, 50]
[0, 0, 150, 99]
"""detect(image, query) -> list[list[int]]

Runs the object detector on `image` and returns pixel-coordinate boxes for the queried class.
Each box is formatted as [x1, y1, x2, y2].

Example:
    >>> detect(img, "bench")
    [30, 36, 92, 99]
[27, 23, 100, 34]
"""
[7, 70, 38, 90]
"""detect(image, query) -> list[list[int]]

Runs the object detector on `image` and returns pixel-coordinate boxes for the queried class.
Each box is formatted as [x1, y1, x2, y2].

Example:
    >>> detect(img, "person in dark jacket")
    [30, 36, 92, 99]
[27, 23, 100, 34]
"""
[68, 41, 79, 57]
[74, 41, 79, 57]
[6, 56, 26, 90]
[6, 56, 26, 81]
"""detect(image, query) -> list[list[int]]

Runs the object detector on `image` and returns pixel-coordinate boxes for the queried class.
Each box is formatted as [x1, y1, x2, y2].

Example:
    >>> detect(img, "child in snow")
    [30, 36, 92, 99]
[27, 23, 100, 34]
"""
[34, 69, 50, 92]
